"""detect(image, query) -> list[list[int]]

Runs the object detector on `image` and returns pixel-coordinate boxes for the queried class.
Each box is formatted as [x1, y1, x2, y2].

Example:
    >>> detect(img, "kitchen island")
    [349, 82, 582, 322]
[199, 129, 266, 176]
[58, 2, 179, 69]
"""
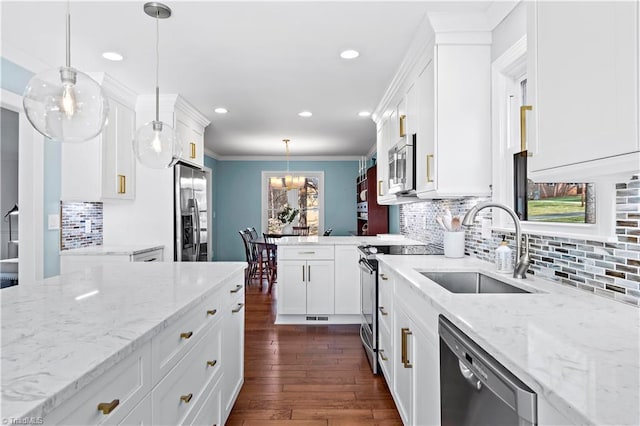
[274, 235, 421, 324]
[1, 261, 246, 425]
[375, 254, 640, 426]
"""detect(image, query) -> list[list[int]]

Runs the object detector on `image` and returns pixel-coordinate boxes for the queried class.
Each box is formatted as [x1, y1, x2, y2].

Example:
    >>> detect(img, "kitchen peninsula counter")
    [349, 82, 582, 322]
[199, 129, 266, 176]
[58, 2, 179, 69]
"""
[1, 262, 245, 422]
[275, 235, 423, 246]
[377, 254, 639, 426]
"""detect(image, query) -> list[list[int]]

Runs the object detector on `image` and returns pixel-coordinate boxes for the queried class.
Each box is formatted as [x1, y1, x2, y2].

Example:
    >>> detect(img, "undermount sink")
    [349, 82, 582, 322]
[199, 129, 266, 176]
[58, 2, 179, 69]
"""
[420, 271, 531, 294]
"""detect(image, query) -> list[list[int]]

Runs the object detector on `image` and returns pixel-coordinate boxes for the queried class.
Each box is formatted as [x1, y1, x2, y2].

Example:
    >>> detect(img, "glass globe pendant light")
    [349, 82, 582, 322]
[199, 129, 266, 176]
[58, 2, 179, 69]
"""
[22, 1, 109, 143]
[133, 2, 181, 169]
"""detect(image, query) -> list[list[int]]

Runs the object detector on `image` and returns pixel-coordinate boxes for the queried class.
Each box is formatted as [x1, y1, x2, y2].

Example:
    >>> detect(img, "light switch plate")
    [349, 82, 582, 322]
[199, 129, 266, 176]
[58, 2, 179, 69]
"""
[48, 214, 60, 230]
[481, 218, 492, 239]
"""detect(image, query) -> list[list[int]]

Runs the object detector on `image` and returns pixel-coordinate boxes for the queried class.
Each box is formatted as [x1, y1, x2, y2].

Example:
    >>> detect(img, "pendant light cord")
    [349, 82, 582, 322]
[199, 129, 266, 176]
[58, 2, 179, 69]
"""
[65, 0, 71, 67]
[155, 10, 160, 122]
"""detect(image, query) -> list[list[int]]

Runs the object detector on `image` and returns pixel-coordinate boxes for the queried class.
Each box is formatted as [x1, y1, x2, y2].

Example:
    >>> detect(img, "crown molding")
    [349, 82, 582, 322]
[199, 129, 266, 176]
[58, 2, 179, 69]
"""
[434, 31, 492, 45]
[88, 72, 138, 108]
[203, 147, 221, 160]
[136, 93, 210, 128]
[1, 44, 51, 74]
[485, 0, 521, 30]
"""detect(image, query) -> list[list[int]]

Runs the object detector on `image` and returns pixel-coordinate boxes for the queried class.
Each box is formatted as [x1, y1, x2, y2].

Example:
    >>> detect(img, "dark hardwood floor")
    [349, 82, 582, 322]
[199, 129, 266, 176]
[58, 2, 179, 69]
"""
[226, 283, 402, 426]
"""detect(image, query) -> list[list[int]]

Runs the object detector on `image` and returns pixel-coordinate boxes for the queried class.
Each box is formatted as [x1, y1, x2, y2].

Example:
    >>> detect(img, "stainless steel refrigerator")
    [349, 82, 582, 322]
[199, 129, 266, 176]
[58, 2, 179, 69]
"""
[175, 163, 209, 261]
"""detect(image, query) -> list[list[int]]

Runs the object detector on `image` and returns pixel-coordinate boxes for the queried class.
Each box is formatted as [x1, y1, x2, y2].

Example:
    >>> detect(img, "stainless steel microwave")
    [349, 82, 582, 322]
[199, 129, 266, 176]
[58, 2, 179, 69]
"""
[388, 134, 416, 194]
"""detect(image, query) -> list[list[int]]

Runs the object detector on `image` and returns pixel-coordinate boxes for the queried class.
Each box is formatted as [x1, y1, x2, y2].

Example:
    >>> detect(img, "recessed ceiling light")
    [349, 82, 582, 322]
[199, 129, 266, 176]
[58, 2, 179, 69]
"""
[214, 107, 228, 114]
[298, 111, 313, 117]
[358, 111, 371, 117]
[102, 51, 123, 61]
[340, 49, 359, 59]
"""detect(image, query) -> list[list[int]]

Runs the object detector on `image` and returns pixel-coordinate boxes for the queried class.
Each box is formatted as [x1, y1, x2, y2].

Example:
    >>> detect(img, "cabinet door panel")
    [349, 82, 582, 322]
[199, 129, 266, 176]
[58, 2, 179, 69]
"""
[278, 261, 307, 314]
[530, 1, 638, 171]
[306, 260, 335, 314]
[115, 102, 135, 200]
[222, 292, 245, 421]
[334, 246, 360, 315]
[393, 308, 412, 425]
[412, 325, 440, 426]
[416, 60, 435, 193]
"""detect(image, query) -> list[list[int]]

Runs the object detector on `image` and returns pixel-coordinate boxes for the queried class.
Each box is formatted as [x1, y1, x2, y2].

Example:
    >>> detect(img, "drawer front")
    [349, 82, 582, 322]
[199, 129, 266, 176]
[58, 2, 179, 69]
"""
[152, 324, 223, 426]
[117, 394, 151, 425]
[151, 291, 222, 384]
[278, 245, 335, 260]
[395, 277, 438, 343]
[44, 343, 151, 426]
[132, 249, 164, 262]
[378, 323, 393, 385]
[189, 375, 222, 426]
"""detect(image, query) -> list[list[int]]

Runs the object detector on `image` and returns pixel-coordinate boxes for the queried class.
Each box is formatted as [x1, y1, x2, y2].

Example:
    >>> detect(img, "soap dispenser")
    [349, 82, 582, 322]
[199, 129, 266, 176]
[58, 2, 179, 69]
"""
[495, 235, 513, 273]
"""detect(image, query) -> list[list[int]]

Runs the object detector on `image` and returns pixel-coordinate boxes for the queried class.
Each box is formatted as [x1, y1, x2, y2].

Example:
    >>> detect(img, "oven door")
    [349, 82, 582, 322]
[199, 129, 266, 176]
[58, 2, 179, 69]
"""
[359, 257, 378, 373]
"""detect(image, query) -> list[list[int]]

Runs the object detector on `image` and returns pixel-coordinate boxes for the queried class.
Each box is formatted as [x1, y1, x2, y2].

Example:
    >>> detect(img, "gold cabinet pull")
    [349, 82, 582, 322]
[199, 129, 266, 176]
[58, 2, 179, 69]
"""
[399, 114, 406, 137]
[380, 274, 388, 281]
[520, 105, 533, 153]
[426, 154, 434, 183]
[230, 284, 243, 294]
[97, 399, 119, 415]
[206, 309, 217, 316]
[180, 331, 193, 340]
[190, 142, 196, 159]
[378, 180, 383, 196]
[206, 360, 217, 367]
[232, 303, 245, 313]
[379, 349, 388, 361]
[118, 175, 126, 194]
[180, 393, 193, 403]
[401, 328, 413, 369]
[378, 307, 388, 316]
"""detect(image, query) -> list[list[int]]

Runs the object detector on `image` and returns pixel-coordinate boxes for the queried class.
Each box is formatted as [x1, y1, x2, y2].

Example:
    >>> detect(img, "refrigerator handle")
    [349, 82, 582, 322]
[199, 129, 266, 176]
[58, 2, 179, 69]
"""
[193, 198, 201, 260]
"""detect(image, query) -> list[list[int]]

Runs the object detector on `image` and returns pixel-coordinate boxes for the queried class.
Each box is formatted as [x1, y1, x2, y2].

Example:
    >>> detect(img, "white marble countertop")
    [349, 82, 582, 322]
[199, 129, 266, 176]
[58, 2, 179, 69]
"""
[1, 262, 245, 421]
[377, 254, 640, 426]
[59, 245, 165, 256]
[276, 235, 423, 246]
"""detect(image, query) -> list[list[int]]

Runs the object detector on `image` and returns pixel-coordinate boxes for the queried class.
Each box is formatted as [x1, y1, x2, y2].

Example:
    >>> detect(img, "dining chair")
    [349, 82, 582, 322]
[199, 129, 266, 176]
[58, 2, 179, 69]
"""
[323, 228, 333, 236]
[238, 230, 258, 286]
[246, 227, 259, 241]
[292, 226, 310, 236]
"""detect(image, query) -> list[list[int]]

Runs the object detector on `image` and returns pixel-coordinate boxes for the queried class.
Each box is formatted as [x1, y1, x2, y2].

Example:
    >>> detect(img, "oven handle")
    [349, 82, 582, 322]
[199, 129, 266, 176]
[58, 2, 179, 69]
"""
[358, 258, 375, 274]
[359, 324, 374, 353]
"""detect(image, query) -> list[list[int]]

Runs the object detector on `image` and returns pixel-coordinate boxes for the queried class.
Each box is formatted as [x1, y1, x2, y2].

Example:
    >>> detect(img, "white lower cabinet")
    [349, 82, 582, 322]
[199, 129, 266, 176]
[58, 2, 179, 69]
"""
[277, 246, 336, 316]
[334, 245, 360, 315]
[222, 281, 245, 422]
[386, 274, 441, 426]
[42, 272, 244, 426]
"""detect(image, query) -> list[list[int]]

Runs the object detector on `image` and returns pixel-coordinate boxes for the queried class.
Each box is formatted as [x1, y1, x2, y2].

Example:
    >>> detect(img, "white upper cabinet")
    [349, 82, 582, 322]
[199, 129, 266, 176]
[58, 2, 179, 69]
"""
[136, 94, 210, 169]
[373, 22, 492, 204]
[527, 1, 639, 178]
[61, 73, 137, 202]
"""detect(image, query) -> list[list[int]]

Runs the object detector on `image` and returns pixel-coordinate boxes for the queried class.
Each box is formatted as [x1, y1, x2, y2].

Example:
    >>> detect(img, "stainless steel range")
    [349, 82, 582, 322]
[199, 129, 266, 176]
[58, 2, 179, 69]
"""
[357, 244, 443, 374]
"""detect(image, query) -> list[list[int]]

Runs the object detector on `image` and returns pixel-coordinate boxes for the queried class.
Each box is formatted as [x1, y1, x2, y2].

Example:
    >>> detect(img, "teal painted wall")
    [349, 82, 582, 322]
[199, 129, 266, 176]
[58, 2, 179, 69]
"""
[204, 155, 218, 260]
[1, 57, 61, 278]
[214, 160, 358, 261]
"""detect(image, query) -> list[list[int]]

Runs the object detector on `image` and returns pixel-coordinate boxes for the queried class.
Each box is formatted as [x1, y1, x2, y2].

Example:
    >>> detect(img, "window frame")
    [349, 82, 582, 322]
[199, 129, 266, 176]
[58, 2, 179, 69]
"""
[491, 36, 617, 242]
[260, 171, 325, 235]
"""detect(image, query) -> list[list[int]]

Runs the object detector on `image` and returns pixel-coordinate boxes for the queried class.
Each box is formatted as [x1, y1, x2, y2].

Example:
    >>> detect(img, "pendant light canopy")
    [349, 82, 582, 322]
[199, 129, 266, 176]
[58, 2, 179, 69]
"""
[23, 2, 109, 143]
[270, 139, 305, 191]
[134, 2, 181, 169]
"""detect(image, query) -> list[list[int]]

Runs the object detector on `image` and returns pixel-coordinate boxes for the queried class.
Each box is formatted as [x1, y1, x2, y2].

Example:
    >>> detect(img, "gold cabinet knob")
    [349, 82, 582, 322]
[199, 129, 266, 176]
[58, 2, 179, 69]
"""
[190, 142, 196, 159]
[207, 309, 217, 316]
[379, 350, 388, 361]
[97, 399, 119, 415]
[118, 175, 126, 194]
[380, 274, 388, 281]
[180, 331, 193, 340]
[230, 284, 243, 293]
[207, 360, 217, 367]
[232, 303, 245, 313]
[378, 307, 388, 316]
[180, 393, 193, 403]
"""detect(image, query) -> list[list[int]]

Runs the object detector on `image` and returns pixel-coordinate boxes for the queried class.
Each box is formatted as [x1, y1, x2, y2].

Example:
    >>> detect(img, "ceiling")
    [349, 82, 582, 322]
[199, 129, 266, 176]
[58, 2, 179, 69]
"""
[2, 1, 506, 158]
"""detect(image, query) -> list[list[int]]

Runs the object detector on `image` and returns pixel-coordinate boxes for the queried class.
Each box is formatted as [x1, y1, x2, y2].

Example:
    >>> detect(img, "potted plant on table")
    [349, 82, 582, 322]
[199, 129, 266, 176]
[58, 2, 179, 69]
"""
[277, 204, 299, 234]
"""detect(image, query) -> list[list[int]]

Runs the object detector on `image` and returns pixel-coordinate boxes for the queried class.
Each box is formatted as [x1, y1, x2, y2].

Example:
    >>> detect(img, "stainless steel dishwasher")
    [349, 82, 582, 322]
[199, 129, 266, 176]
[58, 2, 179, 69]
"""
[439, 316, 537, 426]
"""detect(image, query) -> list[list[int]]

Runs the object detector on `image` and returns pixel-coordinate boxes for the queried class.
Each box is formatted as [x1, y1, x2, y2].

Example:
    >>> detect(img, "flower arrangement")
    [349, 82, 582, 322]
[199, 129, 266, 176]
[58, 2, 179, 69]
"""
[277, 204, 299, 224]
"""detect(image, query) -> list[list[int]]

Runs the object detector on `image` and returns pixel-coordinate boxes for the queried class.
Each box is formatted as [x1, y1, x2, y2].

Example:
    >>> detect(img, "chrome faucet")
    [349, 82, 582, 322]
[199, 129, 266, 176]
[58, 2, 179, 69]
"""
[461, 202, 531, 279]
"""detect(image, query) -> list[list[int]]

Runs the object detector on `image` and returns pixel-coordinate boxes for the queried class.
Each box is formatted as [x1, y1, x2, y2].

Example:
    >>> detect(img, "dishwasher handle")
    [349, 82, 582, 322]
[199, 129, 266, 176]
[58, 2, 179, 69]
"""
[458, 360, 482, 391]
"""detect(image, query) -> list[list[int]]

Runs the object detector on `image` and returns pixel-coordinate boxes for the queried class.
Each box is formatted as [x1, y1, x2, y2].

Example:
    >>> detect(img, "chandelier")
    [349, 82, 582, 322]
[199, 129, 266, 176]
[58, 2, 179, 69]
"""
[270, 139, 305, 190]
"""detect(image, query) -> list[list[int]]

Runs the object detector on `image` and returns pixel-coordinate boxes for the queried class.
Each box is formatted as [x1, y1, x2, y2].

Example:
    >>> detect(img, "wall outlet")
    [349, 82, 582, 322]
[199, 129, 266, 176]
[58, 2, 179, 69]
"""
[48, 214, 60, 230]
[85, 219, 92, 233]
[481, 218, 492, 239]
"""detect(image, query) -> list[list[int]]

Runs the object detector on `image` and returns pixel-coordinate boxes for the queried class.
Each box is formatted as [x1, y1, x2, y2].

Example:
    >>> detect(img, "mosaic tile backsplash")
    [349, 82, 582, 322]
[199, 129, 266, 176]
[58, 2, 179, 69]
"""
[399, 175, 640, 307]
[60, 202, 103, 250]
